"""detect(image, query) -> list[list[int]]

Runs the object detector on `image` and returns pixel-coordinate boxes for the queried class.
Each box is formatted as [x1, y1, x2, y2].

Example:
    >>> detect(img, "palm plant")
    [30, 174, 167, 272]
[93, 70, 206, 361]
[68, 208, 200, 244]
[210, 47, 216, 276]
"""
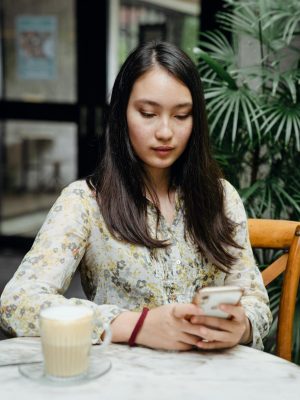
[195, 0, 300, 363]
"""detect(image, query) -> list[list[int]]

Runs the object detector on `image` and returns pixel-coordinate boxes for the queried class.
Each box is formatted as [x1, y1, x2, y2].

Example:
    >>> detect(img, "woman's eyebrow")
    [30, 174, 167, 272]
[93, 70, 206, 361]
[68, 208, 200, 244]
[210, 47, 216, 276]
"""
[134, 99, 192, 108]
[174, 102, 193, 109]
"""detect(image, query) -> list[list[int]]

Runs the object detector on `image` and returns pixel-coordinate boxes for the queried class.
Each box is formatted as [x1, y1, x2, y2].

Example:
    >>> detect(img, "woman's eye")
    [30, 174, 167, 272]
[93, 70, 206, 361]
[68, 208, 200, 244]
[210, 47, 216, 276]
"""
[175, 114, 191, 120]
[140, 112, 155, 119]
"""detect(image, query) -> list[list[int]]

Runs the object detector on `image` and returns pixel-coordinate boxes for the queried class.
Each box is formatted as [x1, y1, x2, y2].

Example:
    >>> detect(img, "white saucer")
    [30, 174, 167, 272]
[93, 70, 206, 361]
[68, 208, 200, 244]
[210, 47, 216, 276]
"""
[19, 357, 111, 385]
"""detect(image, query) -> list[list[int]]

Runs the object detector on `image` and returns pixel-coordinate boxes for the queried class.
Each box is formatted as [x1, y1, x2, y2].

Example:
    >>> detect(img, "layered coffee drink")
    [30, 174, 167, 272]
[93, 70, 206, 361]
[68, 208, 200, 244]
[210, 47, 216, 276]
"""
[40, 305, 93, 379]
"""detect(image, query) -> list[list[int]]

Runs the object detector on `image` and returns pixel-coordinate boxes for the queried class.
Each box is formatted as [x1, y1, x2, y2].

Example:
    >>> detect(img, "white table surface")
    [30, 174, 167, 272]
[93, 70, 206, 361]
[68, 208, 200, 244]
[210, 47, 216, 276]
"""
[0, 337, 300, 400]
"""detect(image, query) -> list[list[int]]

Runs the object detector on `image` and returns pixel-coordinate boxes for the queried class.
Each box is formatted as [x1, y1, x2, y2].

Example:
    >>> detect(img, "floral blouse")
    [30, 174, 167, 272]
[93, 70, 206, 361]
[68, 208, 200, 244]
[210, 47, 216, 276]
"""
[0, 180, 272, 349]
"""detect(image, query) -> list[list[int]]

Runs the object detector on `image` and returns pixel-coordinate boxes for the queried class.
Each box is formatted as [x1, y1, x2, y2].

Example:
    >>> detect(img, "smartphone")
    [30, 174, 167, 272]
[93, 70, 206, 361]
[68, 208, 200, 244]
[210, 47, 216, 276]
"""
[192, 286, 244, 319]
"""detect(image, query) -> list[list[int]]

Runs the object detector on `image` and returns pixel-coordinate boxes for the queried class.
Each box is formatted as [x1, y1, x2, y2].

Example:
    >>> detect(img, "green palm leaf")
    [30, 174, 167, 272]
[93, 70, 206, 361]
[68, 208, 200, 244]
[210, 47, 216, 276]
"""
[199, 31, 236, 64]
[195, 49, 237, 89]
[258, 89, 300, 149]
[201, 0, 300, 365]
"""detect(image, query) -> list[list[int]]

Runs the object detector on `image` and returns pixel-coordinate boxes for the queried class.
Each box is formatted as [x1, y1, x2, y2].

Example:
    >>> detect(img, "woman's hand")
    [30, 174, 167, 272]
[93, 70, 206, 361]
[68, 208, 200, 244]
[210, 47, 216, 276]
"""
[111, 303, 204, 351]
[137, 303, 206, 350]
[189, 303, 252, 350]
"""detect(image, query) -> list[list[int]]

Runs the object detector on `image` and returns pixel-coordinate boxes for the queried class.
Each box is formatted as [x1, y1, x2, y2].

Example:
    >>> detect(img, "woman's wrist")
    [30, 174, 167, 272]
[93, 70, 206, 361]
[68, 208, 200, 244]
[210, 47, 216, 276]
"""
[110, 311, 141, 343]
[240, 317, 253, 344]
[128, 307, 149, 346]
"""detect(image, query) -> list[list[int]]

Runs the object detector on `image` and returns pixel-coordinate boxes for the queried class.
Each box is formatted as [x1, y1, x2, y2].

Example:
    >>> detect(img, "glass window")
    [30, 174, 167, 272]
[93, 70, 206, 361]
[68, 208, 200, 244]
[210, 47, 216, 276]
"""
[120, 1, 200, 63]
[108, 0, 200, 95]
[0, 120, 77, 237]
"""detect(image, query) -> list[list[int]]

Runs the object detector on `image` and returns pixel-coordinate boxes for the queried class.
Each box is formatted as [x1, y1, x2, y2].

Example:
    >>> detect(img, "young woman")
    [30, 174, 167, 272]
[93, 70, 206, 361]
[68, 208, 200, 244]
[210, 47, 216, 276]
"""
[0, 41, 271, 351]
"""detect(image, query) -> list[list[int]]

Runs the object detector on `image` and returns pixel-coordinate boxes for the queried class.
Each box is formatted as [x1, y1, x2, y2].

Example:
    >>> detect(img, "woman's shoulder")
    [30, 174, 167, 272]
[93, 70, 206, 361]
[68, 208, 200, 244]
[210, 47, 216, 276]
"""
[220, 179, 240, 200]
[58, 180, 97, 205]
[220, 179, 247, 222]
[62, 179, 95, 195]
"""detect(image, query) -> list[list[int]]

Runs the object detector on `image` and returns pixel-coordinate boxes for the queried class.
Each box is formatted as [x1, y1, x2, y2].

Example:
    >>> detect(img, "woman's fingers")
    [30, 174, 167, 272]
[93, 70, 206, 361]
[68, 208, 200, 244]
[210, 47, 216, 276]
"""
[144, 303, 247, 351]
[175, 341, 195, 351]
[190, 304, 245, 326]
[170, 304, 208, 347]
[179, 331, 202, 346]
[196, 340, 232, 350]
[188, 304, 248, 348]
[219, 304, 244, 321]
[179, 317, 227, 342]
[190, 315, 234, 332]
[196, 325, 232, 343]
[172, 303, 203, 319]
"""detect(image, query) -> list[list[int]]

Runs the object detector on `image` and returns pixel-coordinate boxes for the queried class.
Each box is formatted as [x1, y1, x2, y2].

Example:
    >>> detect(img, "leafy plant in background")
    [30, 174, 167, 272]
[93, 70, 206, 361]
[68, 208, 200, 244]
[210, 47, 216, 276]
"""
[194, 0, 300, 363]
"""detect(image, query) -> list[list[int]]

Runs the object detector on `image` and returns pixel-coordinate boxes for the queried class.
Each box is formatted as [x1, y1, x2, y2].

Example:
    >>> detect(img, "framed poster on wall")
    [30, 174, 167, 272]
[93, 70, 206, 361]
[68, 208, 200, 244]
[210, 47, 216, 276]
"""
[16, 16, 57, 80]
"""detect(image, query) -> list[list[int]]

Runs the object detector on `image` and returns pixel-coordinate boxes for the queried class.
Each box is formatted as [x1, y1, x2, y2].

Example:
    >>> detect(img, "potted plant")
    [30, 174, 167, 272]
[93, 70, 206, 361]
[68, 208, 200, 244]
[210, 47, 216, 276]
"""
[194, 0, 300, 363]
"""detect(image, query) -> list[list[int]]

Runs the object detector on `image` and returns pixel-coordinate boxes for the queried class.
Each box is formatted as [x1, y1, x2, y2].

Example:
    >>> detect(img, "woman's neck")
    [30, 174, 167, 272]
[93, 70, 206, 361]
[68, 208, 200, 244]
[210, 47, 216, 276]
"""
[144, 167, 177, 225]
[145, 168, 171, 197]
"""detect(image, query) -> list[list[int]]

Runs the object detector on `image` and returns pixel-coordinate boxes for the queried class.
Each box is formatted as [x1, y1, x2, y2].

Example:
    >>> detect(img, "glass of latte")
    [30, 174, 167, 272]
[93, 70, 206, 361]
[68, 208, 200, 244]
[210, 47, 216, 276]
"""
[39, 305, 110, 380]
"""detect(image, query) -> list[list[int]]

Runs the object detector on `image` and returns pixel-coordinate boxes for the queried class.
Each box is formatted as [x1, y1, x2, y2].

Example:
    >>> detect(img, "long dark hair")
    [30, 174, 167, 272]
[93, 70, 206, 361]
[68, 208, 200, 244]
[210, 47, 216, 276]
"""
[87, 41, 240, 271]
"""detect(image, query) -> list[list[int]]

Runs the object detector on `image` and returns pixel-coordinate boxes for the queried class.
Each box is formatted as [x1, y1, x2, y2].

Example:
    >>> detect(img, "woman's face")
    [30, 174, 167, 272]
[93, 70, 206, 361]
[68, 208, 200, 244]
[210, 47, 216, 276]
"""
[126, 66, 193, 178]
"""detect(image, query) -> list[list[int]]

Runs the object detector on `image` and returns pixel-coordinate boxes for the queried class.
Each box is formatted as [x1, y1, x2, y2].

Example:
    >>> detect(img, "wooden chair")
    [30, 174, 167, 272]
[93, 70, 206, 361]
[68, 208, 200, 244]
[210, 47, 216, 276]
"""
[248, 219, 300, 361]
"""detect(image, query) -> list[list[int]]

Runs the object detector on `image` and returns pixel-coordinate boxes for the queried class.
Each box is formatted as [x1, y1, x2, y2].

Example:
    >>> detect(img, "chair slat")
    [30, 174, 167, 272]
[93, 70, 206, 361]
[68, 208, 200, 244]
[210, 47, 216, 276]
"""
[262, 254, 288, 286]
[277, 226, 300, 361]
[248, 219, 299, 248]
[248, 219, 300, 361]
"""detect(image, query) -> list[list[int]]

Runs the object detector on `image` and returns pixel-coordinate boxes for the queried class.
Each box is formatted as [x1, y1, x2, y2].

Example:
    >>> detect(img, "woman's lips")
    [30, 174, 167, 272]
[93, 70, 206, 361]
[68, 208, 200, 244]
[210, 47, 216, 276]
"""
[152, 147, 174, 156]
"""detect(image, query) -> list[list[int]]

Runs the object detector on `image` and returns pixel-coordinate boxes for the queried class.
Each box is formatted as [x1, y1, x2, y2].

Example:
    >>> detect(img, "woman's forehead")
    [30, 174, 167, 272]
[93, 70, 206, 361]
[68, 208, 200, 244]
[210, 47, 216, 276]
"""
[129, 67, 192, 106]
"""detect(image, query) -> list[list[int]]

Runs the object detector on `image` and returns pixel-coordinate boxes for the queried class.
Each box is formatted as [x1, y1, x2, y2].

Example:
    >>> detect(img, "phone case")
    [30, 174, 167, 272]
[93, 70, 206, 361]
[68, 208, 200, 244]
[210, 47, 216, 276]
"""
[192, 286, 243, 319]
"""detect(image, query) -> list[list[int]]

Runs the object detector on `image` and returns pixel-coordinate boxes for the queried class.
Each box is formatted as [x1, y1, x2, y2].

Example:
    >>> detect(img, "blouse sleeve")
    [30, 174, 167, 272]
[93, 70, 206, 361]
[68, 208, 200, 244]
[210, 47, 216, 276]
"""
[0, 181, 125, 344]
[222, 180, 272, 350]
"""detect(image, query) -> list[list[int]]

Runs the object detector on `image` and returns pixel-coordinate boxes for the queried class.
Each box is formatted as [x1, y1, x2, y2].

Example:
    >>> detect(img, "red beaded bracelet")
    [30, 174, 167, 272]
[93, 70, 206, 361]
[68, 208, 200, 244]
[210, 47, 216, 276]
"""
[128, 307, 149, 347]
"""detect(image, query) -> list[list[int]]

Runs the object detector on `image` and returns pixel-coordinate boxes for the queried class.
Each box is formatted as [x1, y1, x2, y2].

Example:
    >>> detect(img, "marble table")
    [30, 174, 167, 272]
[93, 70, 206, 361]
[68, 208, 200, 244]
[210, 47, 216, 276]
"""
[0, 337, 300, 400]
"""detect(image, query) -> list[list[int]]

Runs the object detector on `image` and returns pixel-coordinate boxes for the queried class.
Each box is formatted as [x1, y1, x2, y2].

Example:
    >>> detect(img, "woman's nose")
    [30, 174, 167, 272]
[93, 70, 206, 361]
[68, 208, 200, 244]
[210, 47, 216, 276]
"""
[155, 119, 173, 141]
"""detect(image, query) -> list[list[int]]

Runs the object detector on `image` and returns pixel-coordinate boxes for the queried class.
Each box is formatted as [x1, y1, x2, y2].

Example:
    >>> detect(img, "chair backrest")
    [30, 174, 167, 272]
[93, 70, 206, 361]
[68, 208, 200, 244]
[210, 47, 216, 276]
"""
[248, 219, 300, 361]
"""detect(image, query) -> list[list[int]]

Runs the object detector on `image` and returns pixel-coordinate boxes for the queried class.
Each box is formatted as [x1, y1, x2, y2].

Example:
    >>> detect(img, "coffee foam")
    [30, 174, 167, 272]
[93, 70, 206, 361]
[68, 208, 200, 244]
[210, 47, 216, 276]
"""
[40, 305, 93, 321]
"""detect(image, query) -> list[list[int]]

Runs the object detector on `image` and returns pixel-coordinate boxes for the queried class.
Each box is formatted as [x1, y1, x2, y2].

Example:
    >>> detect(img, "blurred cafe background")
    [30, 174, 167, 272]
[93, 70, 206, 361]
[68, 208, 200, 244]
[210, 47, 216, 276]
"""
[1, 0, 221, 295]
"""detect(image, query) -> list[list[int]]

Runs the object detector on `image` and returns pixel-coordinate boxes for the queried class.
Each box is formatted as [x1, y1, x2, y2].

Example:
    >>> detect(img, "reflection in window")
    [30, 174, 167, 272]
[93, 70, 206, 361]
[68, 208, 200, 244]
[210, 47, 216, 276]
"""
[0, 121, 77, 237]
[119, 0, 200, 66]
[108, 0, 200, 95]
